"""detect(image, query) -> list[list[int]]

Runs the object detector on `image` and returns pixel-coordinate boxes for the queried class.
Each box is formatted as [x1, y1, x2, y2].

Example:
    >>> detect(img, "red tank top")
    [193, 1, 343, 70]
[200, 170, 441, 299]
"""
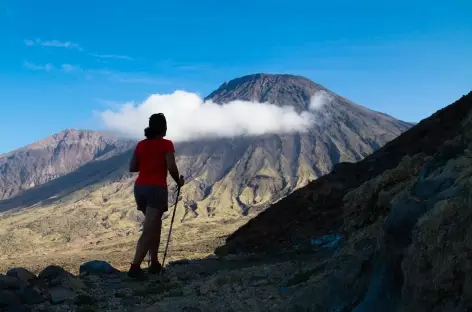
[134, 138, 175, 187]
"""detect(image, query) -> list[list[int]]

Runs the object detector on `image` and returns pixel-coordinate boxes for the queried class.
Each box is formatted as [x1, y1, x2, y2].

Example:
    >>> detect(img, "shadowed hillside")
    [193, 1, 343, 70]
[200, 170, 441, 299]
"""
[216, 91, 472, 311]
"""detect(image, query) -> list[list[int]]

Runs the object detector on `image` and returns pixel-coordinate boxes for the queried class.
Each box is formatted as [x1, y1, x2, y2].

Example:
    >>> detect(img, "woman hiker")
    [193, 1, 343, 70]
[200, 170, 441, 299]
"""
[127, 113, 185, 279]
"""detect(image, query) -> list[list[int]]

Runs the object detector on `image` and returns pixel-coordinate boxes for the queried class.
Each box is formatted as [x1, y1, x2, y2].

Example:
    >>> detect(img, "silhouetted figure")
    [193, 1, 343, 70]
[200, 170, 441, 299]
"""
[128, 113, 185, 280]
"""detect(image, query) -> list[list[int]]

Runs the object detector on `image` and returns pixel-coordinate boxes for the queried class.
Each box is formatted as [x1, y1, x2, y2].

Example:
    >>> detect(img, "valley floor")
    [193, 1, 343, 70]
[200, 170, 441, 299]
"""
[0, 217, 249, 275]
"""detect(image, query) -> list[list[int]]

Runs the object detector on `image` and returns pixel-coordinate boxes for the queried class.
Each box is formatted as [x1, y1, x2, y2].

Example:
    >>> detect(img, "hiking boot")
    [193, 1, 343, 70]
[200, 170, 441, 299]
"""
[127, 265, 147, 280]
[148, 262, 163, 274]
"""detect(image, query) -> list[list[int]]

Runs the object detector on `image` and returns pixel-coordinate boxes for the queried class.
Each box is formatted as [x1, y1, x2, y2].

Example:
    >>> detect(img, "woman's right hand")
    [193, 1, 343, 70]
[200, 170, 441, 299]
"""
[178, 175, 185, 187]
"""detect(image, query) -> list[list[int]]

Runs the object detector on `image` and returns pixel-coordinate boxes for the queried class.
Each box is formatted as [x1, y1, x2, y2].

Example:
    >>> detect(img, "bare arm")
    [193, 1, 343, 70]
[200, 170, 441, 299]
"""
[129, 149, 139, 172]
[165, 152, 180, 183]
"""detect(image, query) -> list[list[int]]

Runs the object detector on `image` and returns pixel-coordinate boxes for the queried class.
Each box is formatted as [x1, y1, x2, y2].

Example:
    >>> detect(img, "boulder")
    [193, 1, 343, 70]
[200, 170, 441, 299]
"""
[38, 265, 70, 281]
[0, 274, 25, 290]
[48, 286, 77, 304]
[79, 260, 119, 276]
[38, 265, 87, 292]
[6, 268, 37, 284]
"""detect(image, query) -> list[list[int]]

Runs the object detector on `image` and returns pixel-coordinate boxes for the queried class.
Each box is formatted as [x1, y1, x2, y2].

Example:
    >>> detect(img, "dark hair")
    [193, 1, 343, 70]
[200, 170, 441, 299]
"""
[144, 113, 167, 139]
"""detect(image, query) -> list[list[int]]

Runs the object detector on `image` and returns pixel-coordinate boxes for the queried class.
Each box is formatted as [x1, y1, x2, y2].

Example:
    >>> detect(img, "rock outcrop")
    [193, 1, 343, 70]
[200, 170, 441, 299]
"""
[218, 91, 472, 311]
[222, 91, 472, 254]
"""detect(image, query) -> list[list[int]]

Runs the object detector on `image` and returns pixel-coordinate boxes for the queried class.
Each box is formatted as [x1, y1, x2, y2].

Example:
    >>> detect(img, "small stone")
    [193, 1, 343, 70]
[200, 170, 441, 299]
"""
[199, 278, 219, 295]
[79, 260, 119, 276]
[279, 286, 291, 296]
[85, 275, 100, 283]
[114, 291, 128, 298]
[176, 271, 193, 281]
[135, 303, 151, 310]
[132, 287, 148, 297]
[199, 283, 211, 295]
[6, 268, 37, 284]
[251, 279, 269, 286]
[122, 296, 141, 307]
[75, 294, 96, 305]
[284, 270, 314, 287]
[77, 305, 97, 312]
[48, 286, 77, 304]
[168, 288, 184, 297]
[182, 308, 203, 312]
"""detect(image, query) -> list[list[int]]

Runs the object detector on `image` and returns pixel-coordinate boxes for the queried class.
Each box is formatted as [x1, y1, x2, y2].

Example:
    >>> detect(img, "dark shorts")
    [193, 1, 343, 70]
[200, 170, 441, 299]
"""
[134, 184, 168, 213]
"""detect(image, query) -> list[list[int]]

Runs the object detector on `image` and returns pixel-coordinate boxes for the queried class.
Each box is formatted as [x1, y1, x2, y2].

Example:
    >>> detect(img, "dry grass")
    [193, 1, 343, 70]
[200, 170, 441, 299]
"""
[0, 183, 250, 274]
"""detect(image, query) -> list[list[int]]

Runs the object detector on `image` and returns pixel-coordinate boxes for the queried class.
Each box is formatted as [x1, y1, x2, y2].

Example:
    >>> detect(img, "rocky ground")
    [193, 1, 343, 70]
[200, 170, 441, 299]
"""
[0, 245, 338, 312]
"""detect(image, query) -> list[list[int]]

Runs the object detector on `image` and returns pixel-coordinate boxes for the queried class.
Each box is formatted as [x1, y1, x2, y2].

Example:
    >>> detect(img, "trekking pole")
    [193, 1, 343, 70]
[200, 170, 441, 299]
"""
[161, 176, 183, 274]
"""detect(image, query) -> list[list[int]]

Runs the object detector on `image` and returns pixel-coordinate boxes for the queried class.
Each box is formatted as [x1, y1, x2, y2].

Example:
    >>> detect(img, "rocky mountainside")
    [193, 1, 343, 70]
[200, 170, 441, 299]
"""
[0, 74, 411, 216]
[0, 129, 134, 200]
[217, 91, 472, 311]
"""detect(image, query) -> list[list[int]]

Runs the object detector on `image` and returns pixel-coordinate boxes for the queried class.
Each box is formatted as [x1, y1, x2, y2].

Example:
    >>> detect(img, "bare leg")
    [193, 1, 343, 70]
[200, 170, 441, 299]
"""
[148, 213, 163, 264]
[132, 207, 161, 265]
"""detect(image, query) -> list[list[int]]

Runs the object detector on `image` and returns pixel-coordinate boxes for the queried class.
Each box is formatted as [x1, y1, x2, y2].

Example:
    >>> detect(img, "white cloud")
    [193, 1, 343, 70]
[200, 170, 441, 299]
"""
[61, 64, 81, 72]
[24, 62, 82, 73]
[90, 53, 133, 61]
[309, 90, 333, 110]
[23, 61, 54, 71]
[24, 38, 82, 50]
[98, 90, 332, 141]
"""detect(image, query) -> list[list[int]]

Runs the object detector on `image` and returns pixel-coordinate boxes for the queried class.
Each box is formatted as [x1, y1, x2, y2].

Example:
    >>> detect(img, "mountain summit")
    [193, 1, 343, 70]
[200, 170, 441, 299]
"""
[205, 73, 325, 112]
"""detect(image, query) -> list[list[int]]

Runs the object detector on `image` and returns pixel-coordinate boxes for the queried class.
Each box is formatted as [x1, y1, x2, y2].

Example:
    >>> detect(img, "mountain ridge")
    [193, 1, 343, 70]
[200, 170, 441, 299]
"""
[0, 129, 135, 200]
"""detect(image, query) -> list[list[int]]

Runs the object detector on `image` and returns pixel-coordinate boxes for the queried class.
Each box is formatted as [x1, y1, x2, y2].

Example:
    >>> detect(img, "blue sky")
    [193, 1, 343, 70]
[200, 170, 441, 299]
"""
[0, 0, 471, 153]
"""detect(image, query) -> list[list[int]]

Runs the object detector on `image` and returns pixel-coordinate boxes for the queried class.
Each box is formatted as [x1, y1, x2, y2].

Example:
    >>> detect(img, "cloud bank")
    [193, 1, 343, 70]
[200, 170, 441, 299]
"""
[98, 90, 333, 142]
